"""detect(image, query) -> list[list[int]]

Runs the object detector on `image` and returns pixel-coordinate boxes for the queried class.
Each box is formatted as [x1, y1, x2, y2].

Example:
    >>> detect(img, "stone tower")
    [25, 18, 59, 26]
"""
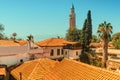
[69, 4, 76, 30]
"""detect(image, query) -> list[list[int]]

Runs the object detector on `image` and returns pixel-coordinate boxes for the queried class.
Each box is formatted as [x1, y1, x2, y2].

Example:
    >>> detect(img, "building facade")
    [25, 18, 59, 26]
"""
[0, 40, 41, 67]
[36, 38, 81, 60]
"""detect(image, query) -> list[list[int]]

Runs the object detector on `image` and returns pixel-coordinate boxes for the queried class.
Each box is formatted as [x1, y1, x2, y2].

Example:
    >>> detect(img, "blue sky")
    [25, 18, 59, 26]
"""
[0, 0, 120, 42]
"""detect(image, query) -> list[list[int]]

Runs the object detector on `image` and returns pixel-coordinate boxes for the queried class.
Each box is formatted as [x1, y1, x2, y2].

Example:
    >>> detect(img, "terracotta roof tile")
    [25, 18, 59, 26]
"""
[45, 59, 120, 80]
[0, 68, 6, 76]
[90, 43, 102, 48]
[11, 58, 58, 80]
[11, 58, 120, 80]
[90, 42, 115, 49]
[37, 38, 78, 47]
[17, 40, 28, 46]
[0, 40, 20, 46]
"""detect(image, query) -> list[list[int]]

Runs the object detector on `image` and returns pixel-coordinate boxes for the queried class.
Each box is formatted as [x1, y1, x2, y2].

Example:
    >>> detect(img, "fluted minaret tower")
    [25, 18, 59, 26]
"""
[69, 4, 76, 30]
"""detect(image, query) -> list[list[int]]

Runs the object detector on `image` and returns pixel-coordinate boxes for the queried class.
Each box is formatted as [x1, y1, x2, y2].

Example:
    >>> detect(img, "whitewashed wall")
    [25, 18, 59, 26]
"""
[29, 46, 64, 59]
[43, 47, 64, 59]
[0, 53, 30, 67]
[64, 49, 81, 60]
[46, 47, 63, 59]
[0, 46, 28, 55]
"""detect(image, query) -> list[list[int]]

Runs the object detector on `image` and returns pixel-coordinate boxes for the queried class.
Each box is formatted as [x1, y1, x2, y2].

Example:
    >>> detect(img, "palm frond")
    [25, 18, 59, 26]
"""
[97, 21, 113, 40]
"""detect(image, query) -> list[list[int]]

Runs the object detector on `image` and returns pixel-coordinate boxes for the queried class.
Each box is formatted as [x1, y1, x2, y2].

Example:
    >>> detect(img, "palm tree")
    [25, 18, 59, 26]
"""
[27, 35, 34, 49]
[12, 32, 17, 41]
[97, 21, 112, 67]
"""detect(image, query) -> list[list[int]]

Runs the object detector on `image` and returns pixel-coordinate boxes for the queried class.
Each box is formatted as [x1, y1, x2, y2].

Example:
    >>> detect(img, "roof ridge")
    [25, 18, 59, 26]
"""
[27, 60, 41, 79]
[45, 38, 54, 47]
[28, 58, 56, 79]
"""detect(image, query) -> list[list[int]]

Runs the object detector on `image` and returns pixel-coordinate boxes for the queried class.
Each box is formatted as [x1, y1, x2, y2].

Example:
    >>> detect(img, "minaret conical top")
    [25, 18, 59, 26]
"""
[72, 3, 74, 9]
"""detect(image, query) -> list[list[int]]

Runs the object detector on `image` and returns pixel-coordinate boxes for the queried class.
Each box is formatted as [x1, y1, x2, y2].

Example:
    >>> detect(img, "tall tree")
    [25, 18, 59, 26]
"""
[80, 10, 92, 64]
[27, 35, 34, 49]
[81, 10, 92, 51]
[66, 28, 81, 42]
[12, 32, 17, 41]
[0, 24, 4, 39]
[97, 21, 112, 67]
[81, 19, 87, 51]
[27, 35, 34, 42]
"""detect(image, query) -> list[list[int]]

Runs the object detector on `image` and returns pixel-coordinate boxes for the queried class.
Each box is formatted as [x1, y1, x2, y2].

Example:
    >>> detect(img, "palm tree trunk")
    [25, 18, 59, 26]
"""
[102, 39, 108, 68]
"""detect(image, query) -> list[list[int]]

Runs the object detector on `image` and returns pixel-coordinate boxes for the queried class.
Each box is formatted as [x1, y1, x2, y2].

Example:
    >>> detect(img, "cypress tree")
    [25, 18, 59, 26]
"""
[81, 10, 92, 51]
[81, 19, 87, 51]
[86, 10, 92, 46]
[80, 10, 92, 64]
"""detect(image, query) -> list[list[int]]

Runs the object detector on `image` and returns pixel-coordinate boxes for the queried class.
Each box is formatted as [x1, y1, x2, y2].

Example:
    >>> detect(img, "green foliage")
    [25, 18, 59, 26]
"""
[81, 10, 92, 51]
[27, 35, 34, 40]
[86, 10, 92, 40]
[80, 51, 90, 64]
[91, 35, 99, 43]
[66, 28, 81, 42]
[97, 21, 113, 68]
[80, 10, 104, 67]
[112, 32, 120, 42]
[0, 24, 4, 39]
[80, 10, 93, 65]
[112, 32, 120, 49]
[97, 21, 112, 41]
[80, 51, 103, 67]
[0, 24, 4, 32]
[12, 32, 17, 41]
[89, 55, 103, 67]
[113, 39, 120, 49]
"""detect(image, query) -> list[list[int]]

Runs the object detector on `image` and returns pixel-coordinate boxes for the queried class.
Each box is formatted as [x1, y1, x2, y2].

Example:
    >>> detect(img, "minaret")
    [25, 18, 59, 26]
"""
[69, 4, 76, 30]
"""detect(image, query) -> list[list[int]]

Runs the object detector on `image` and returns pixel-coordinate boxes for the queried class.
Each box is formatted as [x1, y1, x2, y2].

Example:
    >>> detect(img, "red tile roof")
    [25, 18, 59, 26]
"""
[45, 59, 120, 80]
[90, 43, 102, 48]
[0, 40, 20, 46]
[17, 40, 28, 46]
[0, 68, 6, 76]
[11, 58, 120, 80]
[90, 42, 115, 49]
[11, 58, 58, 80]
[37, 38, 78, 47]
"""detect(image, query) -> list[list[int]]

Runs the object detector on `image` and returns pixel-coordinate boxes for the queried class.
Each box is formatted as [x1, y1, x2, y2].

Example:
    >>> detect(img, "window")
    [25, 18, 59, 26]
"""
[61, 49, 64, 55]
[57, 49, 60, 55]
[76, 51, 78, 56]
[50, 49, 54, 56]
[65, 51, 67, 55]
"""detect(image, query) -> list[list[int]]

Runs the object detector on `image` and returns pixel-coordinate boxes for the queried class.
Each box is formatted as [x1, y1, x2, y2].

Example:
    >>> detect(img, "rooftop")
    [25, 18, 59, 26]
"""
[17, 40, 28, 46]
[0, 40, 20, 46]
[0, 40, 28, 46]
[11, 58, 58, 80]
[0, 68, 6, 76]
[11, 58, 120, 80]
[90, 42, 115, 49]
[37, 38, 78, 47]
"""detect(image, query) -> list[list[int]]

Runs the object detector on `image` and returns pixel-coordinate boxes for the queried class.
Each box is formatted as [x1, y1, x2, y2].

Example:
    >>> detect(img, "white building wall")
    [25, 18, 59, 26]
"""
[64, 49, 81, 60]
[0, 53, 30, 67]
[0, 46, 28, 56]
[42, 47, 64, 59]
[0, 42, 41, 67]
